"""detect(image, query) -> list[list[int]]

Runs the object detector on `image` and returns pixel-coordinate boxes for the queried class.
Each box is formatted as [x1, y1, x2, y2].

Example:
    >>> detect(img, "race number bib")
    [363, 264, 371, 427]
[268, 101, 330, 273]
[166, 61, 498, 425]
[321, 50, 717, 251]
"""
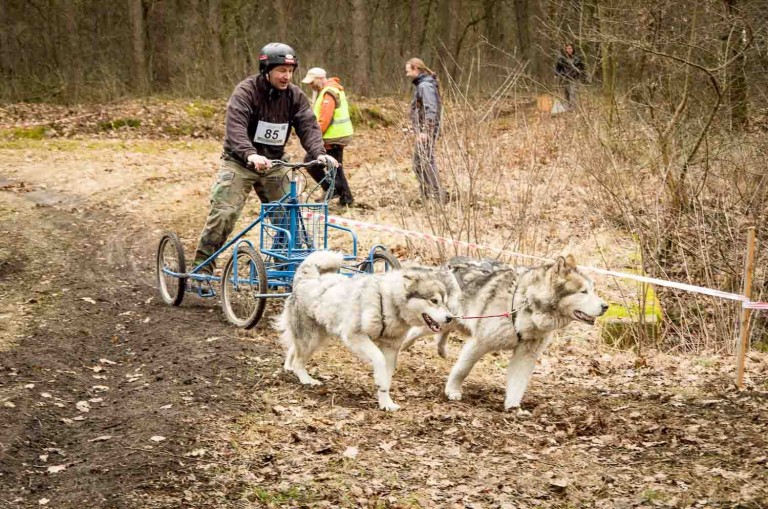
[254, 121, 289, 146]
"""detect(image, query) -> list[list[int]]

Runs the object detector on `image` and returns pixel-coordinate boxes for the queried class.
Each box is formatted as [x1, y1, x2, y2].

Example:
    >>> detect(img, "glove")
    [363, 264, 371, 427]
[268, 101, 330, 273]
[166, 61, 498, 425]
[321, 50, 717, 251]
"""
[317, 154, 339, 170]
[246, 154, 271, 171]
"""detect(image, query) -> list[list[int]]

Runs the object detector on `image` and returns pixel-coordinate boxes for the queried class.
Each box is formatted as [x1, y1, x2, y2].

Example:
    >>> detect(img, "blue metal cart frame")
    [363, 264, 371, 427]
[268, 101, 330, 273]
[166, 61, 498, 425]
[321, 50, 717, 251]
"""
[155, 160, 400, 328]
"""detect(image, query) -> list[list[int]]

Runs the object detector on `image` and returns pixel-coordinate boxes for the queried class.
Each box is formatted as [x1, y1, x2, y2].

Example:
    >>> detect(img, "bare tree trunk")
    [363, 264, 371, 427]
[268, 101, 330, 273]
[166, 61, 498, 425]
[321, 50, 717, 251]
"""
[725, 0, 748, 129]
[129, 0, 149, 92]
[513, 0, 531, 65]
[61, 1, 79, 99]
[351, 0, 370, 94]
[483, 0, 502, 48]
[274, 0, 292, 41]
[0, 21, 8, 78]
[596, 0, 616, 117]
[483, 0, 510, 87]
[437, 0, 461, 79]
[410, 0, 422, 55]
[149, 0, 170, 90]
[207, 0, 223, 88]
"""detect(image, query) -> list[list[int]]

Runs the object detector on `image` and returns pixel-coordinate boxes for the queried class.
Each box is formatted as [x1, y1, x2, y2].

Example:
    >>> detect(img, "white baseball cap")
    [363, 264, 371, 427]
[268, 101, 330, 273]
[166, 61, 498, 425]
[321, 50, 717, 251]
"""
[301, 67, 327, 84]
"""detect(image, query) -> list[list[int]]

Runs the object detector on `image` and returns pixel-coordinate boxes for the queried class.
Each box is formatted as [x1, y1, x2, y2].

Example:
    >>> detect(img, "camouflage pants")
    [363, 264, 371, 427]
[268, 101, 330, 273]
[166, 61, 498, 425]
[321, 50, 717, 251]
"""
[193, 159, 290, 273]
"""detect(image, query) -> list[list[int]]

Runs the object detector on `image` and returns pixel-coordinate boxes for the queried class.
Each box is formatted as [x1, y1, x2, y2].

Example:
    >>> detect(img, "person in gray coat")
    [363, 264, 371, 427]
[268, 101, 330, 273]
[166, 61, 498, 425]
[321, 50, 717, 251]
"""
[406, 57, 447, 202]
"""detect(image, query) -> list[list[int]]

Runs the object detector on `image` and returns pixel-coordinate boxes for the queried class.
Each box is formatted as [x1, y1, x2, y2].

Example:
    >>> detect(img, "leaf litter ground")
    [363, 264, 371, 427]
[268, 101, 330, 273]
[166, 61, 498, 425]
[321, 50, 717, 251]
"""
[0, 101, 766, 508]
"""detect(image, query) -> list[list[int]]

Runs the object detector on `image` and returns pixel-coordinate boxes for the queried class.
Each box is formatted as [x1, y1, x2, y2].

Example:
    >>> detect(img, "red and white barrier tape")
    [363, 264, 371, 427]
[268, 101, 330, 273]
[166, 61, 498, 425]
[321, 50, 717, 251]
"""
[307, 212, 768, 311]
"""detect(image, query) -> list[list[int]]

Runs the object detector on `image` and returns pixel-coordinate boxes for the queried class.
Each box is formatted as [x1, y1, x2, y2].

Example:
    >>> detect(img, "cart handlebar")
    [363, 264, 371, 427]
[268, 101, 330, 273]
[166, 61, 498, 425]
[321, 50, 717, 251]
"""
[247, 159, 326, 170]
[270, 159, 324, 169]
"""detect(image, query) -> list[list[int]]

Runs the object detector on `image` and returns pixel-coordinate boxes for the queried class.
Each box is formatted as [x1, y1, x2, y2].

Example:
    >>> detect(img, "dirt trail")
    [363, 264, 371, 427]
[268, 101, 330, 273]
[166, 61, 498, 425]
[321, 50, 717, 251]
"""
[0, 142, 269, 507]
[0, 139, 767, 508]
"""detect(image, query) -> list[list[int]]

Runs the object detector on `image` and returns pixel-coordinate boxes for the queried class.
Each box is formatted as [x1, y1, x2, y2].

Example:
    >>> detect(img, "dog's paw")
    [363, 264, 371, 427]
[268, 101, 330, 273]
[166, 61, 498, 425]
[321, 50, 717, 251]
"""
[504, 400, 526, 412]
[378, 392, 401, 411]
[437, 343, 448, 359]
[505, 406, 531, 417]
[298, 375, 323, 386]
[445, 387, 463, 401]
[379, 401, 401, 412]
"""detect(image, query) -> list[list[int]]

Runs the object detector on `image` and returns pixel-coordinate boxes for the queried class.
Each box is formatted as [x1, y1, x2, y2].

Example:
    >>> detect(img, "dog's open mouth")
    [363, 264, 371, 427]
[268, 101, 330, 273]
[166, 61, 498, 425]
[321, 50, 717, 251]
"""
[573, 310, 597, 325]
[422, 313, 442, 332]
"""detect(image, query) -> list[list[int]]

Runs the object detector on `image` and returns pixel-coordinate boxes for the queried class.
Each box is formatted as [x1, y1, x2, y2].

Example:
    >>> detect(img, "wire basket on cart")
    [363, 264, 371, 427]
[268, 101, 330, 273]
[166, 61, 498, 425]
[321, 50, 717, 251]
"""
[259, 193, 358, 294]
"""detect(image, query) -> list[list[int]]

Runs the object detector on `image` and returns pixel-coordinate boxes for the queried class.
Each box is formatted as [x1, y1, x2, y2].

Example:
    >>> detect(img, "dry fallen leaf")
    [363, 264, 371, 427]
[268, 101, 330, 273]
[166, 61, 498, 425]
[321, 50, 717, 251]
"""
[88, 435, 112, 442]
[343, 446, 359, 459]
[75, 401, 90, 413]
[549, 478, 570, 492]
[47, 465, 66, 474]
[150, 436, 166, 442]
[379, 441, 397, 452]
[38, 498, 49, 506]
[80, 297, 96, 304]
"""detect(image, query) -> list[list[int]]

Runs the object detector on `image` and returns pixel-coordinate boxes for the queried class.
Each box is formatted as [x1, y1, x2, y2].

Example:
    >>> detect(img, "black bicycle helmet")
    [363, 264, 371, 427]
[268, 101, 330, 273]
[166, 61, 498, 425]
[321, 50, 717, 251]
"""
[259, 43, 298, 73]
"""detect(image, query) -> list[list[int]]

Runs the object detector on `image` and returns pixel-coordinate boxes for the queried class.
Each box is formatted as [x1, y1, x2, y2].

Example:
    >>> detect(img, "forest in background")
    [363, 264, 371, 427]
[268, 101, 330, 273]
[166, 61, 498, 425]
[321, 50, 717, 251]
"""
[1, 0, 767, 110]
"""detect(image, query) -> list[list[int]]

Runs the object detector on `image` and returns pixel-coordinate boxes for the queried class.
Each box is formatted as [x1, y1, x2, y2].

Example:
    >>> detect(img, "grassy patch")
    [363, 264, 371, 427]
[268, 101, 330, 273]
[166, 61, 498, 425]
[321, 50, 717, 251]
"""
[641, 488, 666, 502]
[184, 101, 218, 119]
[0, 138, 217, 153]
[695, 356, 717, 367]
[349, 103, 397, 127]
[165, 123, 197, 136]
[0, 126, 47, 139]
[98, 118, 142, 131]
[248, 486, 306, 504]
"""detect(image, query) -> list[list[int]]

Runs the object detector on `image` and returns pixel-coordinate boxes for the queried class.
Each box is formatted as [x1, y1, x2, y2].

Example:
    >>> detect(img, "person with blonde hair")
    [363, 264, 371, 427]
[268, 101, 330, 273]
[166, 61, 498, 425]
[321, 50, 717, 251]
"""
[405, 57, 446, 202]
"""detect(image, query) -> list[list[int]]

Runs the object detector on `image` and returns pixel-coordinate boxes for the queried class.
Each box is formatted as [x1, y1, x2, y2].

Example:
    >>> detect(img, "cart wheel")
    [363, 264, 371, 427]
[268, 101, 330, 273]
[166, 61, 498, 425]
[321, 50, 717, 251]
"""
[156, 232, 186, 306]
[221, 246, 268, 329]
[362, 249, 401, 274]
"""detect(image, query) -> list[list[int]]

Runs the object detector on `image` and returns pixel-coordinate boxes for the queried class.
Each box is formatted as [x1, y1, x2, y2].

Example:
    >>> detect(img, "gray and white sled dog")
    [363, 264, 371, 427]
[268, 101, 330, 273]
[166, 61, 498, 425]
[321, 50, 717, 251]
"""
[404, 255, 608, 410]
[276, 250, 457, 411]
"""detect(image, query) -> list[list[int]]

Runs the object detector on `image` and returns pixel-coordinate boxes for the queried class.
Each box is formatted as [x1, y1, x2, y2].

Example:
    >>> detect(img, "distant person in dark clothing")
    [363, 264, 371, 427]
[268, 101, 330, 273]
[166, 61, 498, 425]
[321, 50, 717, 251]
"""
[406, 57, 446, 202]
[555, 43, 585, 110]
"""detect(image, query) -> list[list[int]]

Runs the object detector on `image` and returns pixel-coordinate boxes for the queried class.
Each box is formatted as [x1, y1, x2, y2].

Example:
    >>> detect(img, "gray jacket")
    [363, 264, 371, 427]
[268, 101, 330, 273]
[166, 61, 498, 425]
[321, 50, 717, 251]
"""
[409, 74, 441, 136]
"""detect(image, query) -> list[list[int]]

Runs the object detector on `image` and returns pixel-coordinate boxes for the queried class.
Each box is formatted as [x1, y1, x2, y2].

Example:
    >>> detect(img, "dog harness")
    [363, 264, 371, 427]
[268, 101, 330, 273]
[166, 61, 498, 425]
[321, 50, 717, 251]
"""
[458, 283, 524, 342]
